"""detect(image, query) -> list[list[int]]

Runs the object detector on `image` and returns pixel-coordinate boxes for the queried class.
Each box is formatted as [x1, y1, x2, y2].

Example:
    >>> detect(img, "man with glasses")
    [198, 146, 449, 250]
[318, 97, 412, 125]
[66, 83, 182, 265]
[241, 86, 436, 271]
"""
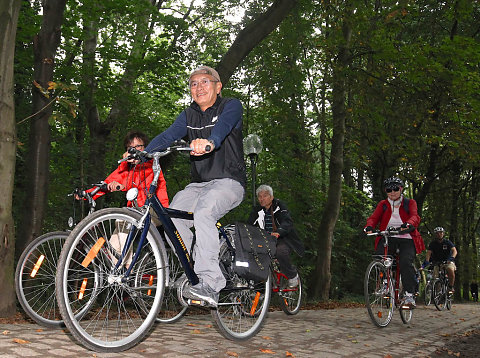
[364, 176, 425, 308]
[146, 66, 245, 306]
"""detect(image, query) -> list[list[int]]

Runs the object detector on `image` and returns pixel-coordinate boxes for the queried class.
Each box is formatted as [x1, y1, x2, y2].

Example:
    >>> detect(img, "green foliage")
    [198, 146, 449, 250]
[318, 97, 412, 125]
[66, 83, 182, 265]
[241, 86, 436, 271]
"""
[12, 0, 480, 299]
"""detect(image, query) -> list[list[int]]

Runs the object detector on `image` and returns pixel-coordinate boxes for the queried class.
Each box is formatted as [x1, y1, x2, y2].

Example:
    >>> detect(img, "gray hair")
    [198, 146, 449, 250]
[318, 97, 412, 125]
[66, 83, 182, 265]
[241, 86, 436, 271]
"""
[256, 185, 273, 197]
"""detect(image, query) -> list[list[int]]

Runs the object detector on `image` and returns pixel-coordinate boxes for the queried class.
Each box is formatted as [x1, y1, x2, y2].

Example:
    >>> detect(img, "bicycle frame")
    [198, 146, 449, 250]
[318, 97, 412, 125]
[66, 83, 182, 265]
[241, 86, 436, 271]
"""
[112, 148, 233, 287]
[369, 230, 409, 309]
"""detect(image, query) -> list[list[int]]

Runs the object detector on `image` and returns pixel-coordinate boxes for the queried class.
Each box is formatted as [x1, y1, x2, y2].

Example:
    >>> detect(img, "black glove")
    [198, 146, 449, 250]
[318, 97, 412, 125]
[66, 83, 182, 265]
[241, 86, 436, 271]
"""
[400, 222, 414, 232]
[364, 226, 373, 233]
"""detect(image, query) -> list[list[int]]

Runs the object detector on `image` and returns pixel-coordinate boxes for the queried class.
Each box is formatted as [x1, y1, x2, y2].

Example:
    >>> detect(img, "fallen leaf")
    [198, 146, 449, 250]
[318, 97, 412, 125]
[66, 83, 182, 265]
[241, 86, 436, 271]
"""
[192, 329, 202, 334]
[384, 355, 393, 358]
[286, 351, 295, 357]
[12, 338, 30, 344]
[187, 323, 199, 327]
[205, 324, 213, 328]
[259, 348, 276, 354]
[36, 329, 43, 332]
[354, 324, 362, 328]
[226, 351, 239, 357]
[2, 330, 10, 335]
[262, 336, 273, 340]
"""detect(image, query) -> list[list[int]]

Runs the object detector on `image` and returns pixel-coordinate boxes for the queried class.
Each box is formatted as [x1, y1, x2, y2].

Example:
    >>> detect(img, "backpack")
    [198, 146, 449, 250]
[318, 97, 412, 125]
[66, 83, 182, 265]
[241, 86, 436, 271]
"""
[382, 197, 410, 215]
[232, 222, 277, 282]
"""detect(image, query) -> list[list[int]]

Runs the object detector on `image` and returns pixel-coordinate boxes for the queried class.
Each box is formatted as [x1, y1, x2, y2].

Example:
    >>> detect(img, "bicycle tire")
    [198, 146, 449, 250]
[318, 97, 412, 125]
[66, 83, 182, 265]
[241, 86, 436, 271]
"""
[399, 305, 413, 324]
[15, 231, 68, 328]
[56, 208, 167, 352]
[156, 246, 188, 323]
[277, 273, 302, 315]
[433, 279, 446, 311]
[211, 239, 271, 340]
[364, 260, 394, 327]
[424, 281, 432, 306]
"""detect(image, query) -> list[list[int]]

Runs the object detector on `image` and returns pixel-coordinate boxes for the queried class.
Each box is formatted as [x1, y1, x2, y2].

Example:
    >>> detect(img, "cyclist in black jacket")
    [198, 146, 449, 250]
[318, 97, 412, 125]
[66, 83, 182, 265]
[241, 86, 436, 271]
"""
[248, 185, 304, 287]
[146, 66, 246, 306]
[422, 226, 457, 292]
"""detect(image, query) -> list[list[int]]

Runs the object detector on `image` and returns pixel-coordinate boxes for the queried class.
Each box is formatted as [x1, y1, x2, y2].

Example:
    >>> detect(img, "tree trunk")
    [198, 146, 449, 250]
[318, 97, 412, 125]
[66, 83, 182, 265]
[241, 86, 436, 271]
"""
[313, 7, 352, 300]
[0, 0, 21, 317]
[16, 0, 67, 257]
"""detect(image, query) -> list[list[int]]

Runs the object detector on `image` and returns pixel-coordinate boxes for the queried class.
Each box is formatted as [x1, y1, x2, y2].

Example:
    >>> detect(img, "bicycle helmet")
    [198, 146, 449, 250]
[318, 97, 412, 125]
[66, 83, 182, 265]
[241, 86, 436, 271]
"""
[434, 226, 445, 233]
[383, 176, 404, 189]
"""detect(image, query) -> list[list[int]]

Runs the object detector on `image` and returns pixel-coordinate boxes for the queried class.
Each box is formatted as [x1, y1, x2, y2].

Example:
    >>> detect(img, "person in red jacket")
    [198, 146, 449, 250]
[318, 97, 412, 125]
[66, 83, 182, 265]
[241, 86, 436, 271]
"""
[84, 130, 169, 208]
[364, 176, 425, 308]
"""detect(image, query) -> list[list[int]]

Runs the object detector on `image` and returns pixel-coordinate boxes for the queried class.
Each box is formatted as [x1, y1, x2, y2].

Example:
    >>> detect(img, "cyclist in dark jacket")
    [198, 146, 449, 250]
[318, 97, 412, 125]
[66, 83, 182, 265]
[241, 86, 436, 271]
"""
[422, 227, 457, 292]
[146, 66, 246, 307]
[248, 185, 304, 287]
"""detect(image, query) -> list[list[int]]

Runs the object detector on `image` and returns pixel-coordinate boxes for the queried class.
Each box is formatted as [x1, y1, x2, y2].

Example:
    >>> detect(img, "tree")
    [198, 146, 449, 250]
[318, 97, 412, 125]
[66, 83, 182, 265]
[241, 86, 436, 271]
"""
[0, 0, 22, 317]
[313, 2, 353, 300]
[16, 0, 67, 257]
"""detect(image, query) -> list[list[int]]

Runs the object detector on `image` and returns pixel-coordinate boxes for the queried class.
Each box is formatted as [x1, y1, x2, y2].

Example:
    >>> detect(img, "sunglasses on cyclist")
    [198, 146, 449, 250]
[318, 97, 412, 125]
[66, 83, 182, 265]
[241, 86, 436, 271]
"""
[385, 187, 400, 193]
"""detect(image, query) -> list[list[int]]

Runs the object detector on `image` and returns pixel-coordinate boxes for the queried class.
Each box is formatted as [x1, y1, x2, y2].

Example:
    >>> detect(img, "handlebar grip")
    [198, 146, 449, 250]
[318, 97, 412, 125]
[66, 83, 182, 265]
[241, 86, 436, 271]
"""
[116, 185, 121, 191]
[205, 144, 211, 152]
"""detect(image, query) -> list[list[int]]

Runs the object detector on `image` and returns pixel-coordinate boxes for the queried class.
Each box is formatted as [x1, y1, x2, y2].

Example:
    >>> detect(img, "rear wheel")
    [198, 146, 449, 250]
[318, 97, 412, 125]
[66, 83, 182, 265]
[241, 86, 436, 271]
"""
[364, 260, 394, 327]
[211, 239, 271, 340]
[15, 232, 68, 328]
[277, 273, 302, 315]
[156, 246, 188, 323]
[56, 208, 166, 352]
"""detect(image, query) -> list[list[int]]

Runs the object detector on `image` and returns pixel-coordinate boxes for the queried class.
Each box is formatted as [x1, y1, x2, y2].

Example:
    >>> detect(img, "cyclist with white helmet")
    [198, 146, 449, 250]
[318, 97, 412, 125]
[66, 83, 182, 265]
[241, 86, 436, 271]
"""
[422, 226, 457, 292]
[364, 176, 425, 308]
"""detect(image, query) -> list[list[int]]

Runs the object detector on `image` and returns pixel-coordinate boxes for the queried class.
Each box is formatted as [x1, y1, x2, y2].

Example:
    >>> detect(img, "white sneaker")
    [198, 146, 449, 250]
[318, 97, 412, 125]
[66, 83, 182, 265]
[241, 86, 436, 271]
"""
[287, 274, 299, 288]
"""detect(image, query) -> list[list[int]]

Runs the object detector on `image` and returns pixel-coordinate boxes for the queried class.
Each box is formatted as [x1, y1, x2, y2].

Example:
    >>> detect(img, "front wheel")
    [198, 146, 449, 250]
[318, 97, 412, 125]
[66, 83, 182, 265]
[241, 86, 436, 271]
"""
[364, 261, 394, 327]
[433, 279, 446, 311]
[56, 208, 167, 352]
[277, 272, 303, 315]
[211, 239, 271, 340]
[15, 231, 68, 328]
[424, 281, 432, 306]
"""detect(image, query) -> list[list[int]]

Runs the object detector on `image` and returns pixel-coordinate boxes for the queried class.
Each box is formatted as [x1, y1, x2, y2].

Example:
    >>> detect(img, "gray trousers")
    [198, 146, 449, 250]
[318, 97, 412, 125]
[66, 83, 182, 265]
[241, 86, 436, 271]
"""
[170, 178, 244, 292]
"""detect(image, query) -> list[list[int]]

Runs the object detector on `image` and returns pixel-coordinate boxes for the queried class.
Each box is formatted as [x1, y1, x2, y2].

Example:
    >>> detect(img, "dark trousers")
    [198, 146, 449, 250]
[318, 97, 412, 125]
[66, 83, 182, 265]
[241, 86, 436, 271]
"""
[276, 239, 297, 279]
[375, 237, 416, 294]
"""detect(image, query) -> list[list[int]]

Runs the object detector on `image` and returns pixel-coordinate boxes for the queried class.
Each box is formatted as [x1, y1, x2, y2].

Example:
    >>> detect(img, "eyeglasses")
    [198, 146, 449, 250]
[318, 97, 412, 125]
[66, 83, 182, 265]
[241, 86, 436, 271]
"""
[385, 187, 400, 193]
[127, 144, 144, 151]
[189, 79, 218, 89]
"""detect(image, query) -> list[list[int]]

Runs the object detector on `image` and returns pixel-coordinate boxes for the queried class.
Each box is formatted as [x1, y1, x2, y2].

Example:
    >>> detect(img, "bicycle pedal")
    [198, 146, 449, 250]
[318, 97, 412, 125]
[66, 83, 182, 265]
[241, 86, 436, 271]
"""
[187, 298, 209, 307]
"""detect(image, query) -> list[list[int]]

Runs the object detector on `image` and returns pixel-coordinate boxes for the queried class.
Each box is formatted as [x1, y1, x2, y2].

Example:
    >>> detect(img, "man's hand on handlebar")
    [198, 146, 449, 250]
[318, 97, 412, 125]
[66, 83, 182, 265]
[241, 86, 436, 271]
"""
[190, 138, 214, 156]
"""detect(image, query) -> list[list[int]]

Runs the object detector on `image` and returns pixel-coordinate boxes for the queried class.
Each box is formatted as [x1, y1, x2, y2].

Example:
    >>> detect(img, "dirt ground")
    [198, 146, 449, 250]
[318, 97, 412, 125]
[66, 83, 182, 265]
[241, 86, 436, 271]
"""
[433, 327, 480, 358]
[2, 303, 479, 357]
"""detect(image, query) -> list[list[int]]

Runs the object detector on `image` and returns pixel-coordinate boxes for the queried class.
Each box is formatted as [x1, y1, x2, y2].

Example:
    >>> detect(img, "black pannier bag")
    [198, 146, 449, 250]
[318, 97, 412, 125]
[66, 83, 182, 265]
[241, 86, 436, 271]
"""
[233, 222, 277, 282]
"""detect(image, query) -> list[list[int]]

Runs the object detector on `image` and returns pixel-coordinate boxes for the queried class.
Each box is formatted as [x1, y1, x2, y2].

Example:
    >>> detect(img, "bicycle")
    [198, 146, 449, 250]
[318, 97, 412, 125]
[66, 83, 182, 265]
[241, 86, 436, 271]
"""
[432, 261, 453, 311]
[364, 227, 414, 327]
[55, 143, 271, 352]
[422, 266, 434, 306]
[15, 183, 107, 328]
[271, 260, 302, 315]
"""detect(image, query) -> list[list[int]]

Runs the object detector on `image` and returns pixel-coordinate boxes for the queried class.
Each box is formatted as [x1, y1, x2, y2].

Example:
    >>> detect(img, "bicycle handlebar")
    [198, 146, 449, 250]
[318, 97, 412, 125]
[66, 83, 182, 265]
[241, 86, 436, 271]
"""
[119, 140, 192, 164]
[366, 227, 403, 236]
